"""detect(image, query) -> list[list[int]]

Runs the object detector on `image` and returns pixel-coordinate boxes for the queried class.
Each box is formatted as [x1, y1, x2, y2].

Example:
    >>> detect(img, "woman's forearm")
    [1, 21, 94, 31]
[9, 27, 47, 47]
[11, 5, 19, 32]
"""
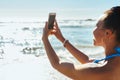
[63, 40, 89, 64]
[58, 35, 90, 64]
[43, 38, 60, 68]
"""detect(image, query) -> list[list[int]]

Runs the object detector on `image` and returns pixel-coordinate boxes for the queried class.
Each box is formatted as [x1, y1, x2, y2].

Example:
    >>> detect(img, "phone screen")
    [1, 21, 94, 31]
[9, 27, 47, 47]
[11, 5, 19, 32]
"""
[48, 13, 56, 29]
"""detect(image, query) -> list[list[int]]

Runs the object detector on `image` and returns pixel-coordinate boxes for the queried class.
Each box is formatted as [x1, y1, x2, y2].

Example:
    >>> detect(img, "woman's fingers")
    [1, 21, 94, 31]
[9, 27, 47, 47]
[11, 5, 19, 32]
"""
[45, 21, 48, 30]
[54, 20, 59, 30]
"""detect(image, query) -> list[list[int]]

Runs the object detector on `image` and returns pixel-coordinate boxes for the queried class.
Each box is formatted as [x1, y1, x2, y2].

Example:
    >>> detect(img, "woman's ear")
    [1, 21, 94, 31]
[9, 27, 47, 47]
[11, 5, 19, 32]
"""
[105, 32, 109, 35]
[105, 29, 114, 38]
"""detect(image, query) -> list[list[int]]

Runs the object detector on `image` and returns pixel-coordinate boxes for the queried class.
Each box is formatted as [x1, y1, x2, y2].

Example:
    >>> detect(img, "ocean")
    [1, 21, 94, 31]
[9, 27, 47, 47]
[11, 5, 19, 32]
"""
[0, 18, 105, 80]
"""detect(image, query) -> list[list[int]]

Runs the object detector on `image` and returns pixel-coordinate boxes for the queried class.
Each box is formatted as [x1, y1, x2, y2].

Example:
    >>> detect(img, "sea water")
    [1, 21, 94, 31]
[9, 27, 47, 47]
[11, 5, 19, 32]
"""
[0, 18, 105, 80]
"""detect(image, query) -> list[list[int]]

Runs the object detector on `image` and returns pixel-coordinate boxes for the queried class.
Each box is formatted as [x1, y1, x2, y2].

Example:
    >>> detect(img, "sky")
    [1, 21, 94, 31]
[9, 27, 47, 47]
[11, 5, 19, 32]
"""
[0, 0, 120, 20]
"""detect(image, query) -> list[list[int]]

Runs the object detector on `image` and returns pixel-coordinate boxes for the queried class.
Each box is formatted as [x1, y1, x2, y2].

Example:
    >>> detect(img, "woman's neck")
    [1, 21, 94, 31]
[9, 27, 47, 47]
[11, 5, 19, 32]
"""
[105, 47, 116, 56]
[104, 36, 120, 56]
[104, 43, 119, 56]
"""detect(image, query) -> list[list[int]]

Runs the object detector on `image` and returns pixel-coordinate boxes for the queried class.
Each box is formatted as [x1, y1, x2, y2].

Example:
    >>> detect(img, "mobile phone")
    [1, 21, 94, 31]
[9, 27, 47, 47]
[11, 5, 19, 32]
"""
[48, 13, 56, 29]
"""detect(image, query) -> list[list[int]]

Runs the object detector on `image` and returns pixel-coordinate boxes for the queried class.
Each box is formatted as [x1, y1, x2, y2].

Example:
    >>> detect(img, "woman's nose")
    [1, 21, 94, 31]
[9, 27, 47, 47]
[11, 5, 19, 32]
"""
[93, 27, 96, 34]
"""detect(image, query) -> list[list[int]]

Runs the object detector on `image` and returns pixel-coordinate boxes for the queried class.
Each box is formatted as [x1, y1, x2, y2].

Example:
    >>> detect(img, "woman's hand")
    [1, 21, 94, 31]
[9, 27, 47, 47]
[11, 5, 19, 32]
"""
[42, 22, 52, 41]
[51, 20, 65, 43]
[42, 20, 65, 43]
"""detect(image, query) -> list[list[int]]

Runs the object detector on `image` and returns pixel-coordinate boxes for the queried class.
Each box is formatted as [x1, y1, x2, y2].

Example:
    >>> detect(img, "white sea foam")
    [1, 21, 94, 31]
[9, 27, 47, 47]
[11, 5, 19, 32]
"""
[0, 17, 97, 28]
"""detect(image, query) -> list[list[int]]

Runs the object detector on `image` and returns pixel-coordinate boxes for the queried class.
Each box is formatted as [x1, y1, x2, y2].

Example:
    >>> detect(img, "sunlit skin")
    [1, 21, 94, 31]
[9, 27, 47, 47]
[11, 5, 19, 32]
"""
[42, 13, 120, 80]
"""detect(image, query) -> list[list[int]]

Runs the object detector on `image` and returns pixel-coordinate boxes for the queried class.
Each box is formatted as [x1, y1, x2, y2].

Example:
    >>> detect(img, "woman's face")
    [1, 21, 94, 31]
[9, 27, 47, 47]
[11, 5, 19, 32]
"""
[93, 15, 107, 46]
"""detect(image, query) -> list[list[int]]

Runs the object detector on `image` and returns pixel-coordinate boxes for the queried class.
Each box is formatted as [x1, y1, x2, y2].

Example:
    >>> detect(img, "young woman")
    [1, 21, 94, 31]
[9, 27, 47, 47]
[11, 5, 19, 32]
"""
[42, 6, 120, 80]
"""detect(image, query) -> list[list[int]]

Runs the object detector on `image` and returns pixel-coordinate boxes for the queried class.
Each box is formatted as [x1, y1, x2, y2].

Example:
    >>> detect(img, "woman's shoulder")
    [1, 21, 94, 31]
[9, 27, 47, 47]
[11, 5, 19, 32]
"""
[73, 61, 115, 80]
[75, 61, 113, 73]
